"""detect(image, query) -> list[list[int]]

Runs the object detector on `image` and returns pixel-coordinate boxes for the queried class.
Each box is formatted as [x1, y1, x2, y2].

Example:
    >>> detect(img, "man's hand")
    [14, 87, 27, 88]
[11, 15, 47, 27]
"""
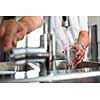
[69, 43, 86, 65]
[0, 19, 27, 52]
[0, 16, 42, 52]
[72, 30, 89, 65]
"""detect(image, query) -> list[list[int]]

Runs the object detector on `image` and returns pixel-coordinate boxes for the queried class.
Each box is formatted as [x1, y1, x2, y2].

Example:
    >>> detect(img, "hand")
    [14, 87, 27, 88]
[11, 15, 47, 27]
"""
[69, 43, 85, 65]
[0, 19, 28, 52]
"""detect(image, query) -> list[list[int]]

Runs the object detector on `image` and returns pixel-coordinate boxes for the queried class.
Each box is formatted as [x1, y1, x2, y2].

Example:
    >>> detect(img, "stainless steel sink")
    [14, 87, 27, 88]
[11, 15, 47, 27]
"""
[0, 62, 34, 71]
[0, 62, 34, 79]
[0, 61, 100, 82]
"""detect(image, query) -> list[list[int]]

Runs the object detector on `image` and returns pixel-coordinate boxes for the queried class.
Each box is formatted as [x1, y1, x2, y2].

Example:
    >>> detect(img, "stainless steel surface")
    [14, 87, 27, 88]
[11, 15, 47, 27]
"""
[0, 71, 15, 75]
[0, 61, 100, 82]
[0, 62, 38, 80]
[0, 62, 15, 71]
[0, 68, 100, 82]
[77, 61, 100, 68]
[0, 62, 16, 79]
[0, 62, 33, 74]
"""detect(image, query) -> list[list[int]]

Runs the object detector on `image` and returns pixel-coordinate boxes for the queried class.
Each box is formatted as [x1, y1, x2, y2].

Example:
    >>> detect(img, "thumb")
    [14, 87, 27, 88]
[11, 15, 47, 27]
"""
[16, 31, 26, 41]
[69, 44, 76, 49]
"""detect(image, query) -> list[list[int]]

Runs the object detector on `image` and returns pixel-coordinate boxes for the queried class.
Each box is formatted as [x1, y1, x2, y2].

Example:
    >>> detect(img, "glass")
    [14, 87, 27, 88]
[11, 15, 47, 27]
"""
[55, 39, 77, 71]
[61, 39, 77, 70]
[65, 48, 77, 69]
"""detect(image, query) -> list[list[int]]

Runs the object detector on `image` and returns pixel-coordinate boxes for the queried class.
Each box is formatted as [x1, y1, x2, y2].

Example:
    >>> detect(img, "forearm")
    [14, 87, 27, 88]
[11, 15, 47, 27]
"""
[77, 31, 89, 49]
[19, 16, 42, 34]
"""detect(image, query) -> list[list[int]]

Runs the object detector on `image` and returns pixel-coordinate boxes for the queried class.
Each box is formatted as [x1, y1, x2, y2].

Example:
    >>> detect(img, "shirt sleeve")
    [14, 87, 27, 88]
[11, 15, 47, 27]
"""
[78, 16, 88, 32]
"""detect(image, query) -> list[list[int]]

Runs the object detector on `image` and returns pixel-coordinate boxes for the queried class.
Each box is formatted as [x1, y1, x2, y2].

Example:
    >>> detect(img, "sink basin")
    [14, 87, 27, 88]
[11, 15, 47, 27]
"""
[0, 62, 40, 80]
[0, 62, 33, 71]
[0, 62, 34, 79]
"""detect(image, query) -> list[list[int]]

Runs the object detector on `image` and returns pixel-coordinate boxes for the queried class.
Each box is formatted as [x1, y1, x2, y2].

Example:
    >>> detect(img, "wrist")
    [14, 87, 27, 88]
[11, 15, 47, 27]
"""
[18, 21, 28, 34]
[18, 17, 34, 34]
[15, 21, 28, 41]
[78, 42, 86, 51]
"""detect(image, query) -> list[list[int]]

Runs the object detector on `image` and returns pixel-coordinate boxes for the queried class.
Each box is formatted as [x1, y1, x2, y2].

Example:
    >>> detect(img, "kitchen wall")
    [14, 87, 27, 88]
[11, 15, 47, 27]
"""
[88, 16, 100, 61]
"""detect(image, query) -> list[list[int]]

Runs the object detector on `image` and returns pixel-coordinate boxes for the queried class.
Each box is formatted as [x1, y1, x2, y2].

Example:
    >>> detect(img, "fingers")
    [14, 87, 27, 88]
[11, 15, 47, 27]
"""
[16, 22, 27, 41]
[1, 35, 14, 52]
[71, 44, 85, 65]
[12, 36, 17, 47]
[16, 30, 26, 41]
[0, 20, 23, 52]
[69, 44, 78, 50]
[75, 48, 85, 59]
[2, 30, 26, 52]
[0, 25, 5, 38]
[0, 31, 18, 52]
[74, 56, 85, 65]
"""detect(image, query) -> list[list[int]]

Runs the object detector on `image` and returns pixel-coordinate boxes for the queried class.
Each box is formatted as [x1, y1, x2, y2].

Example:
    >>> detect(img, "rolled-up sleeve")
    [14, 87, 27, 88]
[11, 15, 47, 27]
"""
[78, 16, 88, 32]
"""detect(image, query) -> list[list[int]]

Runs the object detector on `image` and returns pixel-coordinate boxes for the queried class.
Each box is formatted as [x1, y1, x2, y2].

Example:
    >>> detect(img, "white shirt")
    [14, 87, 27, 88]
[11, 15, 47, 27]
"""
[50, 16, 88, 56]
